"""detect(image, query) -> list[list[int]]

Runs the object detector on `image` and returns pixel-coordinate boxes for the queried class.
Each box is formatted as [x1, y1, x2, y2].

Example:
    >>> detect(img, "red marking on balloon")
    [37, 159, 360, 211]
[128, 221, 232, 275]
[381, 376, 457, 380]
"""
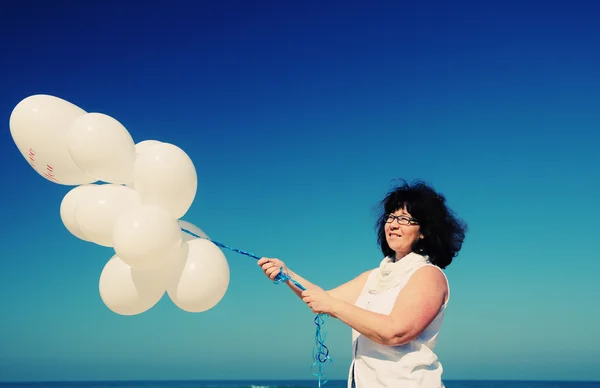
[42, 172, 58, 182]
[28, 148, 36, 167]
[43, 164, 59, 182]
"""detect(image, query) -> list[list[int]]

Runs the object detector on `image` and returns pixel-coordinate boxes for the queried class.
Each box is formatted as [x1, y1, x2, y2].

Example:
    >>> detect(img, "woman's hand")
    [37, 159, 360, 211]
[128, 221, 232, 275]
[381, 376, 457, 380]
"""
[302, 285, 340, 316]
[257, 257, 288, 281]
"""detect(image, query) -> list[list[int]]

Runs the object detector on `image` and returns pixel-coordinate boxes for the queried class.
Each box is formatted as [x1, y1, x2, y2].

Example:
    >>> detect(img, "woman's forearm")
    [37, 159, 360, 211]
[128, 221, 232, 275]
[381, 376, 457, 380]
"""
[283, 269, 318, 298]
[281, 268, 408, 346]
[330, 300, 408, 346]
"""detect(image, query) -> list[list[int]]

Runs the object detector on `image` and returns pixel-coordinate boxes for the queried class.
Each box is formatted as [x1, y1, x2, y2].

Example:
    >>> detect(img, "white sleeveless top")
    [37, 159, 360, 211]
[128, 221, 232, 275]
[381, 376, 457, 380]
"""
[347, 253, 449, 388]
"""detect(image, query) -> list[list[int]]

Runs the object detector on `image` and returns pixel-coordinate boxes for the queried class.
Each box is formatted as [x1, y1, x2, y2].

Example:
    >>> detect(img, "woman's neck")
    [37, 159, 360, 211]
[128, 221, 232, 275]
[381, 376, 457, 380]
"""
[394, 250, 412, 262]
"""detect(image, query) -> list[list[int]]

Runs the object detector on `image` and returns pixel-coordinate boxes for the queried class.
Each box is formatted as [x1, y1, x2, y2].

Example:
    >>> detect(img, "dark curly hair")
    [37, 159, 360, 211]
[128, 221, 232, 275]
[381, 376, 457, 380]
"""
[375, 179, 467, 269]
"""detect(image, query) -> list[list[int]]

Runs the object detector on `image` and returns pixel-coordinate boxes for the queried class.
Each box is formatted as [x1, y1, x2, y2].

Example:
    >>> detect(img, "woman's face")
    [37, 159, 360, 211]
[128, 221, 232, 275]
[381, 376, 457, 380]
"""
[384, 207, 423, 260]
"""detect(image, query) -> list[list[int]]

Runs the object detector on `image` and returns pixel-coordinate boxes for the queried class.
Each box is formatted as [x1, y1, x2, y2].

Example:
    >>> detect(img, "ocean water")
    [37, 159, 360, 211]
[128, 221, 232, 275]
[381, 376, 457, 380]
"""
[1, 381, 599, 388]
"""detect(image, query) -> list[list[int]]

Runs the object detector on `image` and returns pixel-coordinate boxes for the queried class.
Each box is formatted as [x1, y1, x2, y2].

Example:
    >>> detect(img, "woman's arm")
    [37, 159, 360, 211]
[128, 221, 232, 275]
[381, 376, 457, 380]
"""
[305, 265, 448, 346]
[326, 269, 372, 305]
[258, 257, 372, 305]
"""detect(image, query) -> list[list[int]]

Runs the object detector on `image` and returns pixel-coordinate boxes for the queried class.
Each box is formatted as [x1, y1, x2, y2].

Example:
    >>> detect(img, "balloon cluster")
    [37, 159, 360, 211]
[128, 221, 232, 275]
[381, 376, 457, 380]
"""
[9, 94, 230, 316]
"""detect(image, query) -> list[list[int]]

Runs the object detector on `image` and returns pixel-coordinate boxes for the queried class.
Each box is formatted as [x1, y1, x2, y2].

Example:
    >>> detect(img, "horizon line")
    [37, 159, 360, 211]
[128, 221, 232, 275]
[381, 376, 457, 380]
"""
[2, 378, 599, 384]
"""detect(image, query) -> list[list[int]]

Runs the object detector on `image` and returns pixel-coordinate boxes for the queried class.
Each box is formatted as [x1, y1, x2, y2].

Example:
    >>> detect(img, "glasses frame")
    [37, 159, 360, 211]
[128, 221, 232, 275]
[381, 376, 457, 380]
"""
[385, 214, 419, 226]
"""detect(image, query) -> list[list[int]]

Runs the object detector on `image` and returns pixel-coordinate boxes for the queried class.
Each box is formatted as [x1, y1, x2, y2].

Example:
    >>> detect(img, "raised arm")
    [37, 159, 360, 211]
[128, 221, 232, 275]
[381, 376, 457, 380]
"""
[326, 269, 372, 305]
[257, 257, 372, 305]
[302, 265, 448, 346]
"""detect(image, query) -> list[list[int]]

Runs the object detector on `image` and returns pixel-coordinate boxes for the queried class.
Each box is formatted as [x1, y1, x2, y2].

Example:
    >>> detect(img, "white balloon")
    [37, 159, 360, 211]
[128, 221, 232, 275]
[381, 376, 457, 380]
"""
[99, 254, 166, 316]
[75, 184, 141, 247]
[124, 140, 163, 189]
[67, 113, 136, 184]
[9, 94, 97, 185]
[135, 140, 162, 158]
[178, 219, 209, 242]
[60, 184, 96, 241]
[167, 239, 230, 313]
[133, 142, 197, 219]
[112, 205, 183, 270]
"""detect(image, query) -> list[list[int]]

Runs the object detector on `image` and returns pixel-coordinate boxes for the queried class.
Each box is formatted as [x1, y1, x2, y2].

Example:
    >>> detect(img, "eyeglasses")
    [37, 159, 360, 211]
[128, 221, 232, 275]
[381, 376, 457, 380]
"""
[385, 214, 419, 225]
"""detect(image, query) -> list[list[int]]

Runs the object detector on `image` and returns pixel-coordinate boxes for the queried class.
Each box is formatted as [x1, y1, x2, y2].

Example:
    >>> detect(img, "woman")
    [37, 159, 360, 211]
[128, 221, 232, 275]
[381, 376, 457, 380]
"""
[258, 179, 467, 388]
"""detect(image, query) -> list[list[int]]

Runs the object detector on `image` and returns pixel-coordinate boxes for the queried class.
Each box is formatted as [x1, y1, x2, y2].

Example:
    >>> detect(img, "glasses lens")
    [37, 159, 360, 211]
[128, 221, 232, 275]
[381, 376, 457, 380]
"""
[386, 214, 418, 225]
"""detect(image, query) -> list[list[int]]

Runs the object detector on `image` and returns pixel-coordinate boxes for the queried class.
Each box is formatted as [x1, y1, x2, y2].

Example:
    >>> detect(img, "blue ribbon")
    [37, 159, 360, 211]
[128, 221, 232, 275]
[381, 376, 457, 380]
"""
[181, 228, 332, 386]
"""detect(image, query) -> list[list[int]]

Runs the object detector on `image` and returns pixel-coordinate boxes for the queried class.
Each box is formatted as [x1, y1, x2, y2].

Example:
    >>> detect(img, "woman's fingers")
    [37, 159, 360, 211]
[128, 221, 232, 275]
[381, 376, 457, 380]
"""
[257, 257, 287, 280]
[266, 266, 280, 279]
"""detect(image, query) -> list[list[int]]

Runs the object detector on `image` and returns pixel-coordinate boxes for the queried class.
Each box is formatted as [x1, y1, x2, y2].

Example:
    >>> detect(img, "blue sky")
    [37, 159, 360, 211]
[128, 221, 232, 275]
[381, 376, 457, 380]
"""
[1, 0, 599, 383]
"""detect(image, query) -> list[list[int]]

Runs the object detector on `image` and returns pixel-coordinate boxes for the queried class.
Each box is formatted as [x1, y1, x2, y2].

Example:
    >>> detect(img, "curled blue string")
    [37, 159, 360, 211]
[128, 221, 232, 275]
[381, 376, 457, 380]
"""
[181, 228, 332, 386]
[312, 314, 332, 387]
